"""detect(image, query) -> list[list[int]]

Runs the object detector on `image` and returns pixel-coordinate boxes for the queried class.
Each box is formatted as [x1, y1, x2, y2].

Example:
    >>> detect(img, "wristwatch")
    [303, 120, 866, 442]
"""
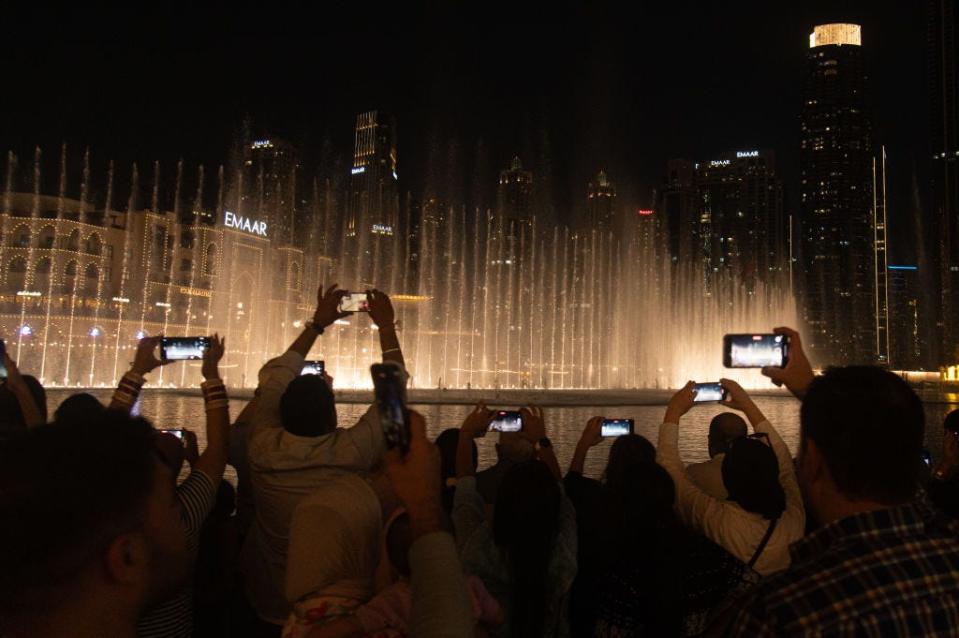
[535, 437, 552, 451]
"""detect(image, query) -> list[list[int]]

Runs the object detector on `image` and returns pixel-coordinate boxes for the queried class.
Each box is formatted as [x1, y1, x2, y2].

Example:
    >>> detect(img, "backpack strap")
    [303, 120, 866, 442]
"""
[747, 517, 779, 569]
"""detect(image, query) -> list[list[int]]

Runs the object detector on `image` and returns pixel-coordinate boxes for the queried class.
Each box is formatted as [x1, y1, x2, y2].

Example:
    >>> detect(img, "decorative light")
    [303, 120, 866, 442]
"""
[88, 326, 102, 338]
[18, 324, 33, 337]
[16, 290, 41, 297]
[135, 329, 148, 340]
[334, 319, 351, 326]
[292, 320, 302, 328]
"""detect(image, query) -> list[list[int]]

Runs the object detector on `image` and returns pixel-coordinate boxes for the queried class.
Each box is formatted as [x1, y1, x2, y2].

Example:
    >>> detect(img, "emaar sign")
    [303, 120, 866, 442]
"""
[224, 211, 267, 237]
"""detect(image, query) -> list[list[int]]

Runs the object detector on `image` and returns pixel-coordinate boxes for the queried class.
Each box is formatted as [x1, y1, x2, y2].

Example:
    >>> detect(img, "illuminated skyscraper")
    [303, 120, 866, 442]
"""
[242, 136, 298, 245]
[800, 23, 876, 365]
[930, 0, 959, 363]
[586, 170, 616, 229]
[347, 110, 399, 287]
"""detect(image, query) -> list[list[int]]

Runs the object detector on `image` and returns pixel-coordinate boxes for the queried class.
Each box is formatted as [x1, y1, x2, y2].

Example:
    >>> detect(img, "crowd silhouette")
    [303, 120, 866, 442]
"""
[1, 285, 958, 637]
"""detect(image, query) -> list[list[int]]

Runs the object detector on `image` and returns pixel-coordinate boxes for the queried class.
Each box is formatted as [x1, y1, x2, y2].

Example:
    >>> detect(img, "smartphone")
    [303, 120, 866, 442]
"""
[601, 418, 634, 437]
[0, 338, 7, 380]
[921, 448, 932, 468]
[339, 292, 369, 313]
[488, 410, 523, 432]
[160, 428, 185, 441]
[159, 336, 210, 361]
[693, 382, 728, 403]
[371, 363, 409, 453]
[723, 334, 789, 368]
[301, 360, 326, 376]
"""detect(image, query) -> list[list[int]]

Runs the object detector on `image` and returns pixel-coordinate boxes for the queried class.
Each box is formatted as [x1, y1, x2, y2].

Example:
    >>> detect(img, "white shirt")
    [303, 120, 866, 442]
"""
[657, 419, 805, 576]
[686, 454, 729, 500]
[242, 350, 388, 624]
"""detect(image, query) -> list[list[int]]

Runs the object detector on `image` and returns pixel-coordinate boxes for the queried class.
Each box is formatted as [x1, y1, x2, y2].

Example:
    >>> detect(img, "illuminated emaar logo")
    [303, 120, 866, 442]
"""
[372, 223, 394, 235]
[224, 211, 268, 237]
[251, 140, 273, 149]
[736, 150, 759, 158]
[709, 159, 731, 167]
[351, 166, 366, 175]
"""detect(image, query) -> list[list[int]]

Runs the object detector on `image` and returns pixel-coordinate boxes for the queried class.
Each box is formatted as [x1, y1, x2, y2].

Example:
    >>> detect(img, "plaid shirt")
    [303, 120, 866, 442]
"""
[727, 502, 959, 637]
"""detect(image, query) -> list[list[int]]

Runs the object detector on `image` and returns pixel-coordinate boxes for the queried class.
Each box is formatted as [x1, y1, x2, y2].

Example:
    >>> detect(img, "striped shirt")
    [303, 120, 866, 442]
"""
[726, 501, 959, 637]
[138, 469, 218, 638]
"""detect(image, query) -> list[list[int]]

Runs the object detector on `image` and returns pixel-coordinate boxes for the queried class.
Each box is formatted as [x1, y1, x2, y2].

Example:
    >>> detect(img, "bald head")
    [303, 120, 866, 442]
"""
[496, 431, 534, 463]
[708, 412, 748, 458]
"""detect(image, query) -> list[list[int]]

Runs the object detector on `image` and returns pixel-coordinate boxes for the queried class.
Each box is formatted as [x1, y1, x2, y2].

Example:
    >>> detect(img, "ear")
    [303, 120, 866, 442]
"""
[104, 532, 149, 586]
[799, 437, 830, 485]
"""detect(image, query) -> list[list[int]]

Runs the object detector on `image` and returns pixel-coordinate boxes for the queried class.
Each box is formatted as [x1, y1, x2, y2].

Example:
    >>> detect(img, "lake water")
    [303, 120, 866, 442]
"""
[44, 388, 958, 482]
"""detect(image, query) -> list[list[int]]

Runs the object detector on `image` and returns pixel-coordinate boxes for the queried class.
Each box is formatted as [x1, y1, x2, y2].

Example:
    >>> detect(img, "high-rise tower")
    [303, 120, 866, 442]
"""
[800, 23, 875, 365]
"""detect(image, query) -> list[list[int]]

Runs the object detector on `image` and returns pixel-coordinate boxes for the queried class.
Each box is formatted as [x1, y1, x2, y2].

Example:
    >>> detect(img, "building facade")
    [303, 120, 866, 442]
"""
[800, 23, 876, 365]
[586, 170, 617, 230]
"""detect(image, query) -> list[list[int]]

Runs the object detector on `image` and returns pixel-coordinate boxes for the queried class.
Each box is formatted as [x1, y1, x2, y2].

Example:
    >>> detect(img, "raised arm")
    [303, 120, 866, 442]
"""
[719, 378, 768, 428]
[3, 354, 44, 427]
[761, 327, 815, 400]
[367, 289, 405, 369]
[385, 410, 474, 638]
[456, 403, 491, 479]
[521, 406, 562, 481]
[108, 336, 170, 413]
[569, 416, 603, 476]
[657, 382, 729, 536]
[194, 334, 229, 484]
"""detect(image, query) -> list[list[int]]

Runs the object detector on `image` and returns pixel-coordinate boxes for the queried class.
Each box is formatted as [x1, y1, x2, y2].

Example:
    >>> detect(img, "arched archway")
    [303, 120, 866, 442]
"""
[85, 233, 102, 255]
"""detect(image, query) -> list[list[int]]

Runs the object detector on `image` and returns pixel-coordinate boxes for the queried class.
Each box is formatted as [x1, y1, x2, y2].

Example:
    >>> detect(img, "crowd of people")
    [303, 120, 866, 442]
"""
[1, 285, 959, 637]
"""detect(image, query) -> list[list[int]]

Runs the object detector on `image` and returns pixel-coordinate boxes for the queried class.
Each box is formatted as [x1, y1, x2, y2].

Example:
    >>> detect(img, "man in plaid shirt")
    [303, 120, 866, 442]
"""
[725, 329, 959, 637]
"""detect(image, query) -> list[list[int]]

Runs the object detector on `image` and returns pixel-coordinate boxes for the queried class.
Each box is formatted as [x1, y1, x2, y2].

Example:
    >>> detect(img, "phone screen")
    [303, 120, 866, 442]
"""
[339, 293, 369, 313]
[693, 382, 726, 402]
[724, 334, 788, 368]
[0, 339, 7, 380]
[160, 337, 210, 361]
[160, 428, 185, 441]
[489, 411, 523, 432]
[301, 360, 326, 376]
[372, 363, 409, 452]
[601, 418, 633, 437]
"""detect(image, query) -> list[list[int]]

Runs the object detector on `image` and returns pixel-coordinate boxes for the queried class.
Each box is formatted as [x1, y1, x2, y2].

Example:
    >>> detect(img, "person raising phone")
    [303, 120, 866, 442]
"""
[242, 284, 407, 629]
[657, 379, 805, 576]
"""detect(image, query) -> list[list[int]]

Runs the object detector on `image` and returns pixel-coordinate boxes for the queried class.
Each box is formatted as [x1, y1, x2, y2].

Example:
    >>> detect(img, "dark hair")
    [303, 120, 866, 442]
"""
[53, 392, 105, 426]
[0, 411, 157, 614]
[385, 512, 413, 579]
[722, 437, 786, 520]
[280, 375, 336, 436]
[435, 428, 477, 480]
[604, 433, 656, 490]
[801, 366, 924, 504]
[945, 409, 959, 434]
[0, 375, 48, 432]
[493, 460, 561, 638]
[708, 412, 748, 457]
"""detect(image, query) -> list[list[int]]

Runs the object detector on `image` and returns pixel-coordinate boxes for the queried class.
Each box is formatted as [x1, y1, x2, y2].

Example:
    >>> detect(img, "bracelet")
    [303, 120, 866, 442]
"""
[383, 347, 400, 355]
[204, 399, 229, 411]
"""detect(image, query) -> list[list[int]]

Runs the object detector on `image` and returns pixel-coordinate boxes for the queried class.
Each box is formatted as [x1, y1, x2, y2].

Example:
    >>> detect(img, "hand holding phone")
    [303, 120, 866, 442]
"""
[693, 382, 727, 403]
[372, 363, 409, 453]
[301, 360, 326, 376]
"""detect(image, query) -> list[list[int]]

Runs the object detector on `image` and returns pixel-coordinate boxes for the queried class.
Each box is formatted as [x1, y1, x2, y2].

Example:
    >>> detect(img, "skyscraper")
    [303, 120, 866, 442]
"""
[888, 265, 924, 369]
[347, 110, 399, 287]
[497, 156, 533, 240]
[800, 23, 875, 365]
[586, 170, 616, 229]
[659, 151, 785, 289]
[929, 0, 959, 364]
[242, 137, 298, 245]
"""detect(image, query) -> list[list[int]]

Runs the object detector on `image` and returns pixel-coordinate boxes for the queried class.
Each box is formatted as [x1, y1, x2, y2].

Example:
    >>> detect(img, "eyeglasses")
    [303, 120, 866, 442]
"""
[727, 432, 771, 451]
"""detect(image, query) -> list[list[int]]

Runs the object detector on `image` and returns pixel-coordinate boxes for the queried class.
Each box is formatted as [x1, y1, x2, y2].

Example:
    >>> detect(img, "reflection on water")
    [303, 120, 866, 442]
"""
[45, 390, 957, 481]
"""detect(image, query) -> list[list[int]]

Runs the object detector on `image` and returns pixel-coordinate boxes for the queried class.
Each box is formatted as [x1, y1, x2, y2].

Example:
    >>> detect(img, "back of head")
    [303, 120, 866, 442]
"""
[708, 412, 748, 457]
[606, 454, 678, 547]
[0, 411, 157, 616]
[0, 375, 47, 433]
[435, 428, 476, 480]
[280, 375, 336, 437]
[722, 437, 785, 520]
[53, 392, 105, 427]
[497, 431, 535, 463]
[493, 460, 561, 637]
[605, 433, 656, 490]
[945, 408, 959, 433]
[801, 366, 924, 504]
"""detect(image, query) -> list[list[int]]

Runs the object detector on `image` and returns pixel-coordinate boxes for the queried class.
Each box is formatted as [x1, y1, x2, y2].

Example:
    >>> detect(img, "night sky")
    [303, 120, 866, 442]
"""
[2, 2, 928, 259]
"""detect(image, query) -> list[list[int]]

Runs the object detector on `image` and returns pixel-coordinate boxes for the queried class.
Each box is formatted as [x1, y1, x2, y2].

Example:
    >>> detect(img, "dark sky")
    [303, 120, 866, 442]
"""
[1, 1, 928, 257]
